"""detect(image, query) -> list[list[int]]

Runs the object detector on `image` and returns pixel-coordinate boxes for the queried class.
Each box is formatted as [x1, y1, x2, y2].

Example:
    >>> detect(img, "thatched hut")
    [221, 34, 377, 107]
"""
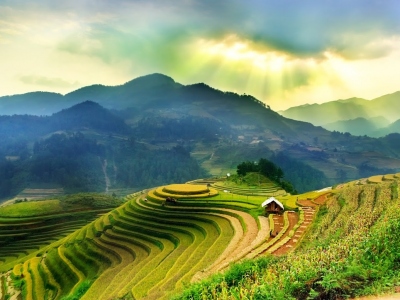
[261, 197, 284, 213]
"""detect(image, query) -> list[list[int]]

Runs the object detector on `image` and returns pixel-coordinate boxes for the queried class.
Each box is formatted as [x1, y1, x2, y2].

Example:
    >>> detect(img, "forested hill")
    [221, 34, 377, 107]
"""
[2, 74, 400, 199]
[0, 101, 207, 200]
[52, 101, 131, 134]
[0, 100, 131, 142]
[0, 73, 324, 143]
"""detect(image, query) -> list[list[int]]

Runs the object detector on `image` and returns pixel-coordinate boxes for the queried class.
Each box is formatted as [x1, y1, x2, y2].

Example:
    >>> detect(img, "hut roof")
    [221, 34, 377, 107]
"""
[261, 197, 284, 210]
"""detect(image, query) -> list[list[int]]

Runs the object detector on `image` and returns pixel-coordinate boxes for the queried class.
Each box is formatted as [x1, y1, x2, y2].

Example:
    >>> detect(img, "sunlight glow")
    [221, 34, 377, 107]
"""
[198, 35, 288, 73]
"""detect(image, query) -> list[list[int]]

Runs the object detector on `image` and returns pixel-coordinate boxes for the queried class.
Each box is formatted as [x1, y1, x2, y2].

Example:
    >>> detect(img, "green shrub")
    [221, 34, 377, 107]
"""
[61, 280, 92, 300]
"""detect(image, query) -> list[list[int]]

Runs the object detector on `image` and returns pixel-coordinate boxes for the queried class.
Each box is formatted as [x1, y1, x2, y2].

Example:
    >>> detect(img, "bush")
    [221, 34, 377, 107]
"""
[61, 280, 92, 300]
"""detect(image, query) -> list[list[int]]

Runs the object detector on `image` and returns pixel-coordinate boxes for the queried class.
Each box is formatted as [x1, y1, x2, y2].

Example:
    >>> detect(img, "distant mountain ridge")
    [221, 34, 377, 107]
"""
[0, 73, 183, 115]
[280, 92, 400, 137]
[323, 117, 391, 137]
[282, 92, 400, 123]
[0, 92, 64, 115]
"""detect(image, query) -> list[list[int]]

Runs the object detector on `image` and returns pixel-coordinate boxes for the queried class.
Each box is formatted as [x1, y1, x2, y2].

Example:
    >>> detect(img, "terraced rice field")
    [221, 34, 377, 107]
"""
[0, 208, 112, 269]
[0, 183, 327, 300]
[212, 182, 286, 197]
[15, 188, 64, 201]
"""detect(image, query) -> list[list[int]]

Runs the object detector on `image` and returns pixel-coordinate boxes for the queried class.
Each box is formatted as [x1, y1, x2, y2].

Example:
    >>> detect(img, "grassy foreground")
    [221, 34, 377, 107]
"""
[176, 179, 400, 299]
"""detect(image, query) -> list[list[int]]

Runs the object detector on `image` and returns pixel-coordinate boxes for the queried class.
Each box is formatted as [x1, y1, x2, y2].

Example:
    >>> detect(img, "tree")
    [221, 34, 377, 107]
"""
[258, 158, 278, 181]
[236, 161, 258, 176]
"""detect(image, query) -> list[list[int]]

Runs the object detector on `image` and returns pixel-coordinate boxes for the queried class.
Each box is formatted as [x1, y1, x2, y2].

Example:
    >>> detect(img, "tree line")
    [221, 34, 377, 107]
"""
[236, 158, 297, 194]
[0, 132, 207, 200]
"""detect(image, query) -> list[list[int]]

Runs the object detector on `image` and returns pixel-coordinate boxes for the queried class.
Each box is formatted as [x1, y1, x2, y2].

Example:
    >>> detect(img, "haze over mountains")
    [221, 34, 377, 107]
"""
[280, 92, 400, 137]
[1, 73, 400, 201]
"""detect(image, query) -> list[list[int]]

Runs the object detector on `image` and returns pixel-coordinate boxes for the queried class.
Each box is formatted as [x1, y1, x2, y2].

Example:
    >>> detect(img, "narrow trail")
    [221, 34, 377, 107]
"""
[99, 158, 110, 193]
[271, 211, 299, 255]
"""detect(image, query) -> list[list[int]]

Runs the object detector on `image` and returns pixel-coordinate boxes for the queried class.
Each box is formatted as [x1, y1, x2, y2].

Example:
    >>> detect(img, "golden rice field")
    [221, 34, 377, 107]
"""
[367, 175, 383, 183]
[0, 180, 331, 299]
[163, 184, 209, 194]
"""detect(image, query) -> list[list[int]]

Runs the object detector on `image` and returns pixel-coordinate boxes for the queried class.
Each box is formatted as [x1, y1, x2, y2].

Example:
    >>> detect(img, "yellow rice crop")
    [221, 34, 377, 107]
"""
[29, 257, 46, 300]
[154, 187, 219, 199]
[368, 175, 383, 183]
[23, 260, 34, 300]
[383, 174, 395, 180]
[12, 263, 23, 276]
[163, 184, 209, 194]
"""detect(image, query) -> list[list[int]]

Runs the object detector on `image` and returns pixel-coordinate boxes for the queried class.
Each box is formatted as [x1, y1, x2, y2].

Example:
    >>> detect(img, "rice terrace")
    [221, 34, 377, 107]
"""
[1, 172, 400, 299]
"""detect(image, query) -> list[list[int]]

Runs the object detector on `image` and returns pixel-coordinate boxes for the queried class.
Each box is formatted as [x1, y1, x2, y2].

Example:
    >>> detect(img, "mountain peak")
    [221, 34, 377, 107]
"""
[52, 101, 130, 133]
[123, 73, 177, 87]
[54, 100, 104, 115]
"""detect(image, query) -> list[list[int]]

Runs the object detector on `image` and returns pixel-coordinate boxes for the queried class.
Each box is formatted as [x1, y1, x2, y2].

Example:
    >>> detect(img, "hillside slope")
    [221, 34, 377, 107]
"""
[178, 175, 400, 299]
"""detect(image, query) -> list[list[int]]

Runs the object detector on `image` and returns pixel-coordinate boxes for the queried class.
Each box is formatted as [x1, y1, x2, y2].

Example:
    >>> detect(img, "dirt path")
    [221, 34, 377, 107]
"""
[272, 208, 315, 255]
[99, 158, 110, 193]
[297, 199, 317, 207]
[313, 193, 329, 205]
[272, 211, 299, 255]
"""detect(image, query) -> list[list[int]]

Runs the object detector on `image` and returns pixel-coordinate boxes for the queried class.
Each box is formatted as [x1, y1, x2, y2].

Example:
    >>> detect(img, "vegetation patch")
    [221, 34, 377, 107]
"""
[0, 200, 63, 217]
[176, 177, 400, 299]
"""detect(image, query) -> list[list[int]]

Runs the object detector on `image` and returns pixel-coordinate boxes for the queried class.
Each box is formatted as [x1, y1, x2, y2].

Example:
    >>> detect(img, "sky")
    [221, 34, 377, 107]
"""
[1, 0, 400, 111]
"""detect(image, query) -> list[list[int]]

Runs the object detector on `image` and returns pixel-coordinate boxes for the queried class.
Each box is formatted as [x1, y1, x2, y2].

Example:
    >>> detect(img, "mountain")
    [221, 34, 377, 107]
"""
[52, 100, 131, 133]
[279, 97, 370, 126]
[2, 74, 400, 199]
[0, 74, 182, 115]
[64, 73, 183, 110]
[0, 73, 335, 143]
[323, 116, 390, 136]
[0, 100, 206, 199]
[280, 91, 400, 127]
[0, 100, 131, 143]
[0, 92, 64, 115]
[374, 118, 400, 137]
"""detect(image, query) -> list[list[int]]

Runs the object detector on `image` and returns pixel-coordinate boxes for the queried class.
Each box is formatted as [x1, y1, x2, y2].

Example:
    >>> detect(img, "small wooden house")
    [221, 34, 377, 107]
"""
[261, 197, 284, 213]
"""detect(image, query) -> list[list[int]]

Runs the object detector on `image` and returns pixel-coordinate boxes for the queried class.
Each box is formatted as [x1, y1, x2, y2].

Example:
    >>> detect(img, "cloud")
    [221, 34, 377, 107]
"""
[52, 0, 400, 63]
[19, 75, 80, 88]
[2, 0, 400, 109]
[4, 0, 400, 60]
